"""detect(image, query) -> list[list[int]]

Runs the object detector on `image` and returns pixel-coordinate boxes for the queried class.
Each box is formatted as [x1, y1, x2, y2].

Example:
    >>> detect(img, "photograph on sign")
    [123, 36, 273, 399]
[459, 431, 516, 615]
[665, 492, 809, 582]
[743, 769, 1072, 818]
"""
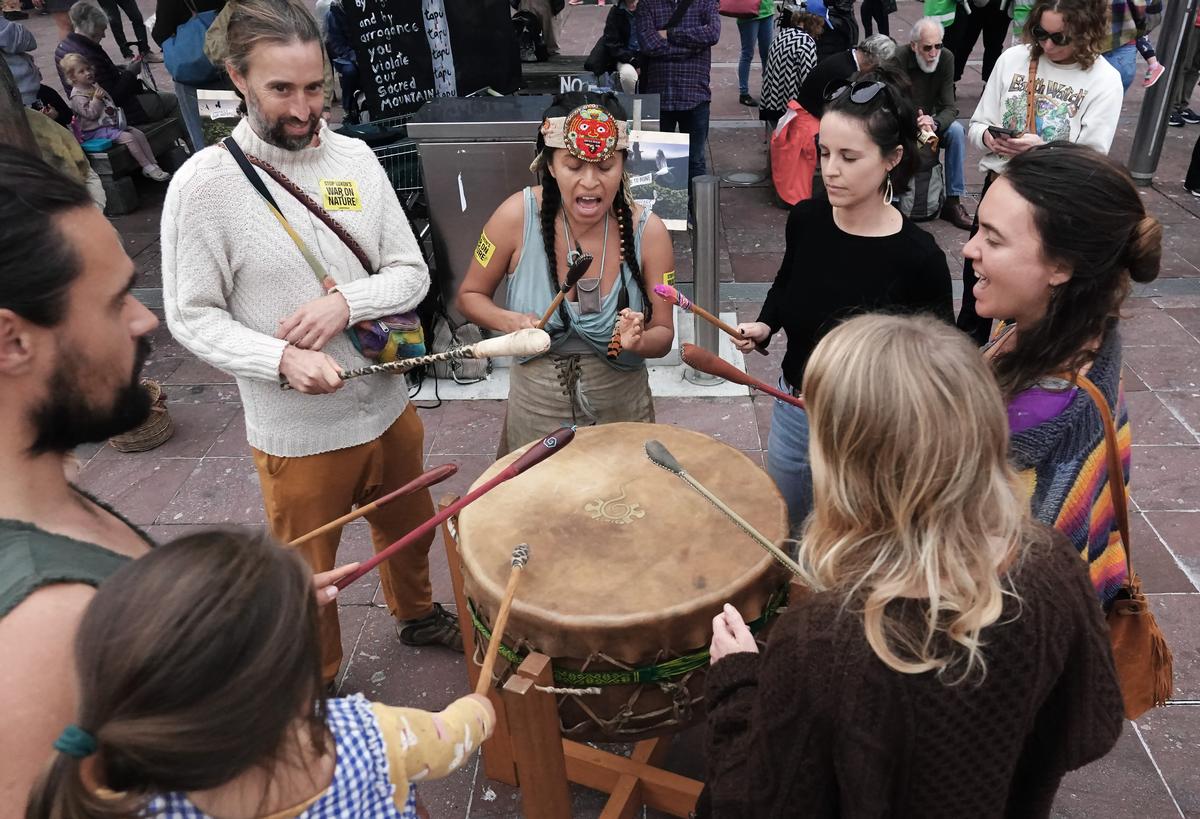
[195, 89, 243, 146]
[626, 130, 690, 231]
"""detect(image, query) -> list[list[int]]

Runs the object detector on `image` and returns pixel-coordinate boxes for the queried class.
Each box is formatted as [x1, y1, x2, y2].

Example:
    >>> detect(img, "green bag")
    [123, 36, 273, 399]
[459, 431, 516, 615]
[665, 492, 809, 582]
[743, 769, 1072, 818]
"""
[924, 0, 957, 28]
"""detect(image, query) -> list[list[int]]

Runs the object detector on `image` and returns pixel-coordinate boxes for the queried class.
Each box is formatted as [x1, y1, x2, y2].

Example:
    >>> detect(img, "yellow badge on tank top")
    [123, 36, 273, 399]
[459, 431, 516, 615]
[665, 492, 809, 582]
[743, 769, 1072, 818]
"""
[319, 179, 362, 211]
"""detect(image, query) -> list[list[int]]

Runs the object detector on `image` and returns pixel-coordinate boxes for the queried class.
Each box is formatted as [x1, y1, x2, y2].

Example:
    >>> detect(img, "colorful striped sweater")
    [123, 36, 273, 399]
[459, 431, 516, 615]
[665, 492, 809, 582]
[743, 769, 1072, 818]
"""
[1008, 326, 1129, 609]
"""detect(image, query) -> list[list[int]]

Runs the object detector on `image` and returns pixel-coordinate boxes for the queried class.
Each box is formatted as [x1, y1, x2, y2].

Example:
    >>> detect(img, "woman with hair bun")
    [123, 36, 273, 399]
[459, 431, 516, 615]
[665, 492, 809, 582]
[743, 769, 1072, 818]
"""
[700, 313, 1122, 818]
[457, 92, 675, 456]
[956, 0, 1124, 342]
[967, 141, 1162, 608]
[733, 70, 953, 527]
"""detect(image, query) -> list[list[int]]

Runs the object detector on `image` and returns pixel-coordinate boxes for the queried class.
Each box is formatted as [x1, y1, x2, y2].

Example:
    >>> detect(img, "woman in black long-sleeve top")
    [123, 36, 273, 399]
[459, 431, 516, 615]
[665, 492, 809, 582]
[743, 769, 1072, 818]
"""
[735, 70, 952, 528]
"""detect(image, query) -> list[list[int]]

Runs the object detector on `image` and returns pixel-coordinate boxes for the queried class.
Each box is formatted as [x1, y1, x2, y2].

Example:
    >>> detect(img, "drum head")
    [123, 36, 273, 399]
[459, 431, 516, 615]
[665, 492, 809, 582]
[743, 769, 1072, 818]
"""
[457, 422, 789, 661]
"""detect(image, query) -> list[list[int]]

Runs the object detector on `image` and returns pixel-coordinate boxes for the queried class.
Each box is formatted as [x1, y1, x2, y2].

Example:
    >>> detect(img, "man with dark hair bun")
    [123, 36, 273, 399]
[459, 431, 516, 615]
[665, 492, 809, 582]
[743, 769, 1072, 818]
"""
[0, 147, 158, 812]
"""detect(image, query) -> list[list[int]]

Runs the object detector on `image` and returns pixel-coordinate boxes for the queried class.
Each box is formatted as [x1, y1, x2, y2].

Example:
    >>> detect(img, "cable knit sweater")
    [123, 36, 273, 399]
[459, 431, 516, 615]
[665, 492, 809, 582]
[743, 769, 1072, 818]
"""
[162, 119, 429, 457]
[700, 524, 1123, 818]
[1009, 325, 1130, 608]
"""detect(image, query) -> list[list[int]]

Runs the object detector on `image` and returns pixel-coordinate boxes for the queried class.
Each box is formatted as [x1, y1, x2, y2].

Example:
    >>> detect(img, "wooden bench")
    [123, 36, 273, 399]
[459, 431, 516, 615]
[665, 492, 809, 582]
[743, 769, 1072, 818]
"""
[86, 117, 188, 216]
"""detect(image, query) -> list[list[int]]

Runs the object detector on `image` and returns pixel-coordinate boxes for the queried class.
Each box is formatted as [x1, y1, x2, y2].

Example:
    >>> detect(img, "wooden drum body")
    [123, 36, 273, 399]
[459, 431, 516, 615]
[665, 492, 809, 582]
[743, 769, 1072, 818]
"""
[457, 422, 789, 742]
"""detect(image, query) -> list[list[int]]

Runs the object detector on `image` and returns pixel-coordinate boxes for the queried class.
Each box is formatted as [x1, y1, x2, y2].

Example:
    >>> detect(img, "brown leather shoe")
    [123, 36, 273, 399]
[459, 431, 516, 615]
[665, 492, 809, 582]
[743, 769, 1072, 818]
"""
[941, 199, 973, 230]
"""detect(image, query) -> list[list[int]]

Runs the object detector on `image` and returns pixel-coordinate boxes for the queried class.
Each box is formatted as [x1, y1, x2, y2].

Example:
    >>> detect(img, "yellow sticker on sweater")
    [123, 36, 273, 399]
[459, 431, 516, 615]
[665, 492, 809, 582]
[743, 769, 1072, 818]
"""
[319, 179, 362, 211]
[474, 229, 496, 268]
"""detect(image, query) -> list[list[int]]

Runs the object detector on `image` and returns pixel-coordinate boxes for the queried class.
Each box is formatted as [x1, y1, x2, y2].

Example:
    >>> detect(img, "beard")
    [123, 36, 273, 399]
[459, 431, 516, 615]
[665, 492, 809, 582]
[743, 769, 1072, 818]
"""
[246, 88, 321, 151]
[29, 336, 154, 455]
[917, 52, 941, 73]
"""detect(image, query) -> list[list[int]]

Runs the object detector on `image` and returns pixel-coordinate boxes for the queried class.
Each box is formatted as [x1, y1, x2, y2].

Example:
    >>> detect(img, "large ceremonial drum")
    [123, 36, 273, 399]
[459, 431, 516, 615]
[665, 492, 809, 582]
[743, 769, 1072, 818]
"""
[457, 422, 789, 742]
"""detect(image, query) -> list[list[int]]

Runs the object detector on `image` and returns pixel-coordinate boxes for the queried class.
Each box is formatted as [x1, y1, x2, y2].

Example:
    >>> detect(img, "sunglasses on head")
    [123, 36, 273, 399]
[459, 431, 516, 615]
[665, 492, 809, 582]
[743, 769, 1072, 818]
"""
[920, 42, 944, 53]
[1031, 24, 1071, 46]
[822, 79, 894, 108]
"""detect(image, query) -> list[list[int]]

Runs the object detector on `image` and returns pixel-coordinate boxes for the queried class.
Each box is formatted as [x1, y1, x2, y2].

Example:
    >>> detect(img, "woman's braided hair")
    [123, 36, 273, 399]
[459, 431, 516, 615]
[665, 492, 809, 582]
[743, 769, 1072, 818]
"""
[533, 92, 651, 321]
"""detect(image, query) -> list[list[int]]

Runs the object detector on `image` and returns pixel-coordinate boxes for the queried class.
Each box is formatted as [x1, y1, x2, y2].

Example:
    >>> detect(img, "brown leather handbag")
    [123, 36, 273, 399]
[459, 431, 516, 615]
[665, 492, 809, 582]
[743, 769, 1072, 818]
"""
[1076, 374, 1173, 719]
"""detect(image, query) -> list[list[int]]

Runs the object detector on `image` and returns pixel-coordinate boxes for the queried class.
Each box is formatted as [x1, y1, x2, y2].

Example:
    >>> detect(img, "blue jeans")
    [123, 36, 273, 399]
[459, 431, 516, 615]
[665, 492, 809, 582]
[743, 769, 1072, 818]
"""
[1103, 42, 1137, 92]
[766, 377, 813, 532]
[942, 120, 966, 197]
[661, 101, 711, 183]
[737, 16, 775, 95]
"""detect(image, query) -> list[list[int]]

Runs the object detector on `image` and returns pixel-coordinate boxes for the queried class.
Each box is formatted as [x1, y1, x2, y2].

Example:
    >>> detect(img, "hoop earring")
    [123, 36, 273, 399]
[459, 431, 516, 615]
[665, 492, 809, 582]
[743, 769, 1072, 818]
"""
[883, 172, 894, 205]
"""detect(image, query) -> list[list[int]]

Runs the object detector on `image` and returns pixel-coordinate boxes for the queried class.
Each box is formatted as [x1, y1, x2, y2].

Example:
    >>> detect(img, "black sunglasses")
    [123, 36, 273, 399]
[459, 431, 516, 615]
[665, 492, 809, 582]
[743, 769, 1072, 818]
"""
[919, 42, 944, 53]
[822, 79, 895, 108]
[1031, 24, 1071, 46]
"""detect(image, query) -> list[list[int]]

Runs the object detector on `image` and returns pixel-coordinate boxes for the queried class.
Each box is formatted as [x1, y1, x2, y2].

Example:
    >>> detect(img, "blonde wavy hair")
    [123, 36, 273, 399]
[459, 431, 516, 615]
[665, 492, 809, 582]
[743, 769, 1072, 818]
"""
[798, 314, 1028, 682]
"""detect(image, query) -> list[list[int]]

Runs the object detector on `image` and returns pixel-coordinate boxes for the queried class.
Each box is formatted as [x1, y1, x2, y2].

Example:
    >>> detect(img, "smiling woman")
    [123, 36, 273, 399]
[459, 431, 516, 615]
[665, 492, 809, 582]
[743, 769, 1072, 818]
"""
[456, 92, 676, 456]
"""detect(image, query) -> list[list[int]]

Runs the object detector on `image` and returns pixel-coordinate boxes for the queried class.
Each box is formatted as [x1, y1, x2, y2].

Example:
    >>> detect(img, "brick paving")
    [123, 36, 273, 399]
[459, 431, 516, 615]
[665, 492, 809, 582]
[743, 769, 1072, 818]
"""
[17, 0, 1200, 814]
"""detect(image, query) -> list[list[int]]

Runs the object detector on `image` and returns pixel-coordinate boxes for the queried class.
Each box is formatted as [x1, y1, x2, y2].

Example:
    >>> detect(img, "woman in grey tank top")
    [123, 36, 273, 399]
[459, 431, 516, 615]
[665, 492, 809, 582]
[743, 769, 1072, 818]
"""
[458, 93, 676, 455]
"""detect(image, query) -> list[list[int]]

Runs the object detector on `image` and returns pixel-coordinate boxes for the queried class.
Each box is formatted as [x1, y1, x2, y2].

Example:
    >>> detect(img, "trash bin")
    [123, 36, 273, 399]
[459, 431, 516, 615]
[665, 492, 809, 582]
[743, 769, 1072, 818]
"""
[408, 94, 659, 325]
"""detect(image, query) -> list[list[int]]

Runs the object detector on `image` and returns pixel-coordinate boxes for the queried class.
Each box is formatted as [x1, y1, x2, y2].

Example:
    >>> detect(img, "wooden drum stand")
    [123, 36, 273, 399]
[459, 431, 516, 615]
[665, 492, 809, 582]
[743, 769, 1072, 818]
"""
[439, 495, 704, 819]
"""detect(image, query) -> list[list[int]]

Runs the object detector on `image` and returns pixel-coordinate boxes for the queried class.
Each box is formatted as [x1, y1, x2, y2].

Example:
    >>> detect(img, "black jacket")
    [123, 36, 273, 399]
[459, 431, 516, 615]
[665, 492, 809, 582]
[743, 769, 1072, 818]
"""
[795, 48, 856, 118]
[585, 5, 637, 73]
[152, 0, 226, 46]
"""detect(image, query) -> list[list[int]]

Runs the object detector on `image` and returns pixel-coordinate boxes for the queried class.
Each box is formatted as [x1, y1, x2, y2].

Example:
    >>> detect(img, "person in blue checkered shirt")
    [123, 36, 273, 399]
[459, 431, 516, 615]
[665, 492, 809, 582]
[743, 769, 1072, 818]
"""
[25, 530, 495, 819]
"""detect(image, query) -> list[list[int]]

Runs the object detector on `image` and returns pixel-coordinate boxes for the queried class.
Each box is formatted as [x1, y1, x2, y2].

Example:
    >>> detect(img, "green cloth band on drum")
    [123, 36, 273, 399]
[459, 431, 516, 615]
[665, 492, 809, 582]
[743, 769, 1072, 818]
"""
[468, 585, 788, 687]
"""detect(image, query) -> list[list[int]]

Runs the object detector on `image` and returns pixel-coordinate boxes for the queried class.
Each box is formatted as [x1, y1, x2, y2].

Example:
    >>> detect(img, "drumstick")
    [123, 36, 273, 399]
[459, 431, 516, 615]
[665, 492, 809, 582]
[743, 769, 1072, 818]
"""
[536, 250, 594, 330]
[474, 543, 530, 695]
[282, 329, 553, 389]
[680, 343, 806, 410]
[288, 464, 458, 548]
[644, 440, 803, 579]
[654, 284, 768, 356]
[335, 427, 576, 590]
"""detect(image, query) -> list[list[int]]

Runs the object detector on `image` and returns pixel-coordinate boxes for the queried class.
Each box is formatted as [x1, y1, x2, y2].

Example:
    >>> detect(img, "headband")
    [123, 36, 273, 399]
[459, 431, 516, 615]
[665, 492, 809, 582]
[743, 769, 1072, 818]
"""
[539, 104, 630, 163]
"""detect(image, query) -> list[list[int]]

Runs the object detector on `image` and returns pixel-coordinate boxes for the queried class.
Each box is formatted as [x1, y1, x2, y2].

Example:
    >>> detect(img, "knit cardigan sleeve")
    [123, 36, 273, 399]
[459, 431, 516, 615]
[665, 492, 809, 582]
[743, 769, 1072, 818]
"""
[160, 161, 289, 383]
[330, 142, 430, 325]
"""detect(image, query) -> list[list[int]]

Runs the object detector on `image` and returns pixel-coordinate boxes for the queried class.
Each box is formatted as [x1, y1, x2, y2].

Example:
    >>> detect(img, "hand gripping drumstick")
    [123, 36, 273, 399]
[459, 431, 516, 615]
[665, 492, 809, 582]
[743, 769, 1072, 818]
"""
[654, 284, 768, 356]
[645, 440, 804, 579]
[474, 543, 530, 695]
[536, 250, 594, 330]
[680, 343, 806, 410]
[288, 464, 458, 548]
[334, 427, 576, 590]
[281, 329, 554, 389]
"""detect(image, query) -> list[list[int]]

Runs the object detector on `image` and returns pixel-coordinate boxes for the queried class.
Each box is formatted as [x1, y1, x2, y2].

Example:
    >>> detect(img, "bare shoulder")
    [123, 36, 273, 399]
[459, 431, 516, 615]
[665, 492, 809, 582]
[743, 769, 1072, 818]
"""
[638, 208, 671, 244]
[492, 188, 530, 226]
[0, 585, 93, 812]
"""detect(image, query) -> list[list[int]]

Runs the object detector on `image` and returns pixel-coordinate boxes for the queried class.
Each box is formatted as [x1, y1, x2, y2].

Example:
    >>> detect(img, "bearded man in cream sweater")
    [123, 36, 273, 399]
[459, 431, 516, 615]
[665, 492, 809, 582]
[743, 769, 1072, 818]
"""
[161, 0, 460, 687]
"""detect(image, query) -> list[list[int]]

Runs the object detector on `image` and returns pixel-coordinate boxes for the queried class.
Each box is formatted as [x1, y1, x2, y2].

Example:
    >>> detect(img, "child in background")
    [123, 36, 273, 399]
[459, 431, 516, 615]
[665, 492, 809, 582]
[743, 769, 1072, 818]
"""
[1131, 0, 1165, 87]
[25, 530, 495, 819]
[58, 52, 169, 182]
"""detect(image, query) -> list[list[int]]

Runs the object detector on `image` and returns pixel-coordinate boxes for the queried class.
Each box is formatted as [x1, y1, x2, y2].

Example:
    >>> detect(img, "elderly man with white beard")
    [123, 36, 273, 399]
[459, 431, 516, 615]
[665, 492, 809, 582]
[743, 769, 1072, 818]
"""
[900, 17, 972, 229]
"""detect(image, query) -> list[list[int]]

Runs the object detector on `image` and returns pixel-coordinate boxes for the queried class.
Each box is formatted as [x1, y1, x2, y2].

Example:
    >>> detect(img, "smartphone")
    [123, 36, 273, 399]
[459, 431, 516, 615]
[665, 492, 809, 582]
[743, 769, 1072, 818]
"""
[987, 125, 1020, 139]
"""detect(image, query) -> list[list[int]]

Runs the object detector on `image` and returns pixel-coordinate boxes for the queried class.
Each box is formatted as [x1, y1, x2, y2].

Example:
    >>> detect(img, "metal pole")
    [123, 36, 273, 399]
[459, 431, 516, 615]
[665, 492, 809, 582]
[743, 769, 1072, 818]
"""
[1128, 0, 1200, 183]
[686, 175, 722, 385]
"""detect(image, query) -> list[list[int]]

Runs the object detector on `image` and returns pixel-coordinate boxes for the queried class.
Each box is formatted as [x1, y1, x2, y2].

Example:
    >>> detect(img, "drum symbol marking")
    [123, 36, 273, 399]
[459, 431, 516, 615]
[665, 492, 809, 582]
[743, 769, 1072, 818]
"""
[584, 486, 645, 525]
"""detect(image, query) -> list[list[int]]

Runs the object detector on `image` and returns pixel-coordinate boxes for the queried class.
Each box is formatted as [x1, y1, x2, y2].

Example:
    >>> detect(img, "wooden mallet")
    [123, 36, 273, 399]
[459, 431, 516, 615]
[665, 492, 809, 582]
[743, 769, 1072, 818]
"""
[681, 343, 806, 410]
[536, 249, 594, 330]
[333, 426, 576, 590]
[288, 464, 458, 548]
[474, 542, 530, 695]
[654, 284, 768, 356]
[645, 439, 804, 579]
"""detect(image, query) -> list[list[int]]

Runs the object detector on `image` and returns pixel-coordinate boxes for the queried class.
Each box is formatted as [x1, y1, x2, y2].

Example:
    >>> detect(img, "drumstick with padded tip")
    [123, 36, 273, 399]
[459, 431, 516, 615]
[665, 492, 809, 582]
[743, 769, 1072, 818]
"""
[645, 440, 803, 579]
[654, 284, 768, 356]
[335, 426, 576, 590]
[311, 328, 552, 387]
[474, 543, 530, 695]
[288, 464, 458, 548]
[536, 249, 594, 330]
[681, 343, 806, 410]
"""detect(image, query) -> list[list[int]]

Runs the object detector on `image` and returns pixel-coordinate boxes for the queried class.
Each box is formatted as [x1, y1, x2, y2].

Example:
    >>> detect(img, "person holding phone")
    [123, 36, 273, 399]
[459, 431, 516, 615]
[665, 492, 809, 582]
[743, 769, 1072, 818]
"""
[956, 0, 1122, 344]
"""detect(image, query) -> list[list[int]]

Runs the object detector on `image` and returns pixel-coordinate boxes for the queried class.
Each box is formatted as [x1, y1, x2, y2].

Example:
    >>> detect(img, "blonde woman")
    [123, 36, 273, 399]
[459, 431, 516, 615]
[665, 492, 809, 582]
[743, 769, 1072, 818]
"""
[700, 314, 1122, 819]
